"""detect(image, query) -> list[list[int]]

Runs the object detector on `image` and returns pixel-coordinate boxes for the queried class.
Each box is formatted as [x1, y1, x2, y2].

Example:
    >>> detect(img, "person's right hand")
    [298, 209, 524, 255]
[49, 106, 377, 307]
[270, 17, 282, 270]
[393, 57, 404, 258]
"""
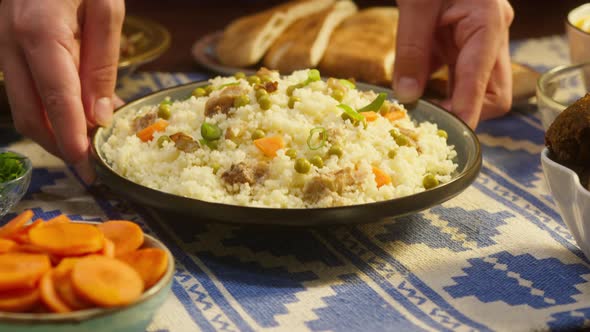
[0, 0, 125, 183]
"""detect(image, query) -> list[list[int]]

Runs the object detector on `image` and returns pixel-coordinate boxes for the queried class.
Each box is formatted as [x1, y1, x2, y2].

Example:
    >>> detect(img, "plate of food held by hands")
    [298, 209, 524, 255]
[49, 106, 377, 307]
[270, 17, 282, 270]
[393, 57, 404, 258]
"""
[92, 68, 481, 226]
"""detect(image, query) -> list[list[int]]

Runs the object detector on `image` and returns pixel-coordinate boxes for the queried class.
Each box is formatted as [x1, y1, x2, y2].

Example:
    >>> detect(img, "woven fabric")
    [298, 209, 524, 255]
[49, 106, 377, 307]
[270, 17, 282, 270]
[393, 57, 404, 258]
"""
[2, 36, 589, 332]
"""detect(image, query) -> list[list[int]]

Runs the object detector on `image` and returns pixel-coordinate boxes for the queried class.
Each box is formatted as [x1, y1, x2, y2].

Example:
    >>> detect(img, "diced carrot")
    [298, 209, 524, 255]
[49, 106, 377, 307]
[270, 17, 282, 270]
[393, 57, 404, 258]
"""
[100, 239, 115, 258]
[29, 223, 104, 256]
[8, 219, 43, 244]
[0, 239, 16, 253]
[39, 270, 72, 313]
[253, 136, 285, 157]
[363, 111, 379, 122]
[0, 287, 41, 312]
[136, 119, 169, 142]
[384, 111, 406, 122]
[71, 255, 144, 307]
[45, 214, 71, 225]
[118, 248, 168, 289]
[0, 210, 34, 239]
[372, 167, 392, 188]
[97, 221, 144, 257]
[0, 253, 51, 291]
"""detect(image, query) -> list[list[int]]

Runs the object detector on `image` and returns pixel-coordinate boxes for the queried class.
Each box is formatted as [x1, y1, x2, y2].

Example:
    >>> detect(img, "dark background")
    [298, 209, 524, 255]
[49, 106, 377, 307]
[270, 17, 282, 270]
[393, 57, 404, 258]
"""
[125, 0, 588, 72]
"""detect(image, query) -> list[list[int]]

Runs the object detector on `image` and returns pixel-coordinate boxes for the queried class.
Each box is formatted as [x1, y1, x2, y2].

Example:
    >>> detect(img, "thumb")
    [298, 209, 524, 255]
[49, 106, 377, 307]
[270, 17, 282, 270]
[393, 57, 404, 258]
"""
[393, 0, 442, 103]
[80, 0, 125, 127]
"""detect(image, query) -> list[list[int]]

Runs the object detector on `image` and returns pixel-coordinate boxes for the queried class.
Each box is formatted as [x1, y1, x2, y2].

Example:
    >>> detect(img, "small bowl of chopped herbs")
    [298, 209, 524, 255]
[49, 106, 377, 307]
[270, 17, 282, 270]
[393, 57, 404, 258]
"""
[0, 150, 32, 217]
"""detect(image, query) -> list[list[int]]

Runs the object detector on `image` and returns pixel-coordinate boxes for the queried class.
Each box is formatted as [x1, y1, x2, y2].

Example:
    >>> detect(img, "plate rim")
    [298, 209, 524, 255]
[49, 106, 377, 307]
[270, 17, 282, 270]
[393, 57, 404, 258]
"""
[91, 80, 482, 225]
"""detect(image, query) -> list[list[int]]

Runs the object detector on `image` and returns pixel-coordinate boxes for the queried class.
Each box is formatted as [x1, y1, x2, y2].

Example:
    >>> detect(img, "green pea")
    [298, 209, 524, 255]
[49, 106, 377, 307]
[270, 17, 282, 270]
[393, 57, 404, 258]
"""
[307, 69, 321, 82]
[310, 155, 324, 168]
[192, 87, 207, 98]
[157, 135, 171, 148]
[258, 96, 272, 110]
[331, 89, 345, 102]
[247, 75, 261, 85]
[328, 145, 343, 158]
[158, 104, 171, 119]
[285, 148, 298, 159]
[388, 149, 396, 159]
[201, 123, 222, 141]
[205, 85, 214, 95]
[390, 129, 409, 146]
[288, 96, 301, 109]
[252, 129, 265, 140]
[254, 89, 267, 100]
[260, 75, 272, 83]
[234, 72, 246, 79]
[437, 129, 448, 139]
[211, 163, 221, 174]
[395, 135, 410, 147]
[423, 173, 439, 189]
[233, 94, 250, 108]
[294, 158, 311, 174]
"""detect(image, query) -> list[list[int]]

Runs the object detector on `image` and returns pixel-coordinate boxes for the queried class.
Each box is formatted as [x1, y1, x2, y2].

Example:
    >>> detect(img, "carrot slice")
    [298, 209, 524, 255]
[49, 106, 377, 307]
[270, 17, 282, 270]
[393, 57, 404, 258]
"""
[363, 111, 379, 122]
[39, 270, 72, 313]
[384, 110, 406, 122]
[100, 239, 115, 258]
[8, 219, 43, 244]
[0, 210, 34, 239]
[254, 136, 285, 157]
[118, 248, 168, 289]
[0, 239, 16, 253]
[97, 221, 144, 256]
[0, 253, 51, 291]
[0, 287, 41, 312]
[53, 260, 92, 310]
[71, 255, 144, 307]
[45, 214, 71, 225]
[372, 167, 392, 188]
[136, 119, 168, 142]
[29, 222, 104, 256]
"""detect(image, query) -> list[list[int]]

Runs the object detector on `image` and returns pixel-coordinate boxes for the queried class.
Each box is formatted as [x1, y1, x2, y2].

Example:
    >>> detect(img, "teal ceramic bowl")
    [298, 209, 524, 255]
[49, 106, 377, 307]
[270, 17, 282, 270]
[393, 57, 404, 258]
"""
[0, 223, 174, 332]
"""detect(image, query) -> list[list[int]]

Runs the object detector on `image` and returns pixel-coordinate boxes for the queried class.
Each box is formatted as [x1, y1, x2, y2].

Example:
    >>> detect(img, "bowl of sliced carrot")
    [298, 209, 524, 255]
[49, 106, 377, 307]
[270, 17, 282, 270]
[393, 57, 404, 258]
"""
[0, 210, 174, 332]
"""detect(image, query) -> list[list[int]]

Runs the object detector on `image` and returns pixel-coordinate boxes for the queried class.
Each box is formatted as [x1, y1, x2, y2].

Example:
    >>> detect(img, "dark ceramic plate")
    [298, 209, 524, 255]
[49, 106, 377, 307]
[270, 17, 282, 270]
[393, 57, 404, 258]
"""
[91, 81, 481, 226]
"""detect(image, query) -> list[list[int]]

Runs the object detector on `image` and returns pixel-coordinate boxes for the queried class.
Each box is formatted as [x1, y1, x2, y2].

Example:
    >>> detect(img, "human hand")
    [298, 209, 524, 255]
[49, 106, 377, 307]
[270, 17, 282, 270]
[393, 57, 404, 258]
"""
[393, 0, 514, 129]
[0, 0, 125, 183]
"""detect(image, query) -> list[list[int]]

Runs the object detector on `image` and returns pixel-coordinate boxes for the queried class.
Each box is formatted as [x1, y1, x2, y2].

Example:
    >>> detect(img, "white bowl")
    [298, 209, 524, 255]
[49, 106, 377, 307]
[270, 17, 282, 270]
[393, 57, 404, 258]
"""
[541, 148, 590, 258]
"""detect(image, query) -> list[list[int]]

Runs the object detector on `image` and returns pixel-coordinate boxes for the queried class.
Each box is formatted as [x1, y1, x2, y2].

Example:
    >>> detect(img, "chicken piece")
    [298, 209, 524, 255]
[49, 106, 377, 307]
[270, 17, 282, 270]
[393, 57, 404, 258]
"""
[303, 168, 356, 203]
[132, 112, 157, 132]
[170, 132, 200, 153]
[204, 85, 246, 117]
[221, 162, 269, 186]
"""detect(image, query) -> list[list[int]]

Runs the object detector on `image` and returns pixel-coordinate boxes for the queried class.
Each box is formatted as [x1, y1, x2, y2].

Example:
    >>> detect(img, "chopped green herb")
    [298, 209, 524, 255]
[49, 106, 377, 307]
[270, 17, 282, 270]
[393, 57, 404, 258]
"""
[339, 79, 356, 89]
[358, 93, 387, 113]
[0, 152, 26, 182]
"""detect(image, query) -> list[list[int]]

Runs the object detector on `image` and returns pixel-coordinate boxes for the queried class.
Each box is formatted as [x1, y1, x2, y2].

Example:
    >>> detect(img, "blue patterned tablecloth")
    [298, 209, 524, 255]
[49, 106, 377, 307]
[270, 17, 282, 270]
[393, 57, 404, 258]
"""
[2, 36, 589, 332]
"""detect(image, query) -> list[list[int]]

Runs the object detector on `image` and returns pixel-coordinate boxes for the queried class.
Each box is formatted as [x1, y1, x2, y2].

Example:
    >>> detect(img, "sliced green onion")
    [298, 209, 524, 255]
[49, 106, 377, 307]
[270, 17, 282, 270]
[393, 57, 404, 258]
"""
[337, 104, 364, 123]
[201, 123, 222, 141]
[358, 92, 387, 113]
[307, 127, 327, 150]
[339, 79, 356, 89]
[218, 82, 240, 89]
